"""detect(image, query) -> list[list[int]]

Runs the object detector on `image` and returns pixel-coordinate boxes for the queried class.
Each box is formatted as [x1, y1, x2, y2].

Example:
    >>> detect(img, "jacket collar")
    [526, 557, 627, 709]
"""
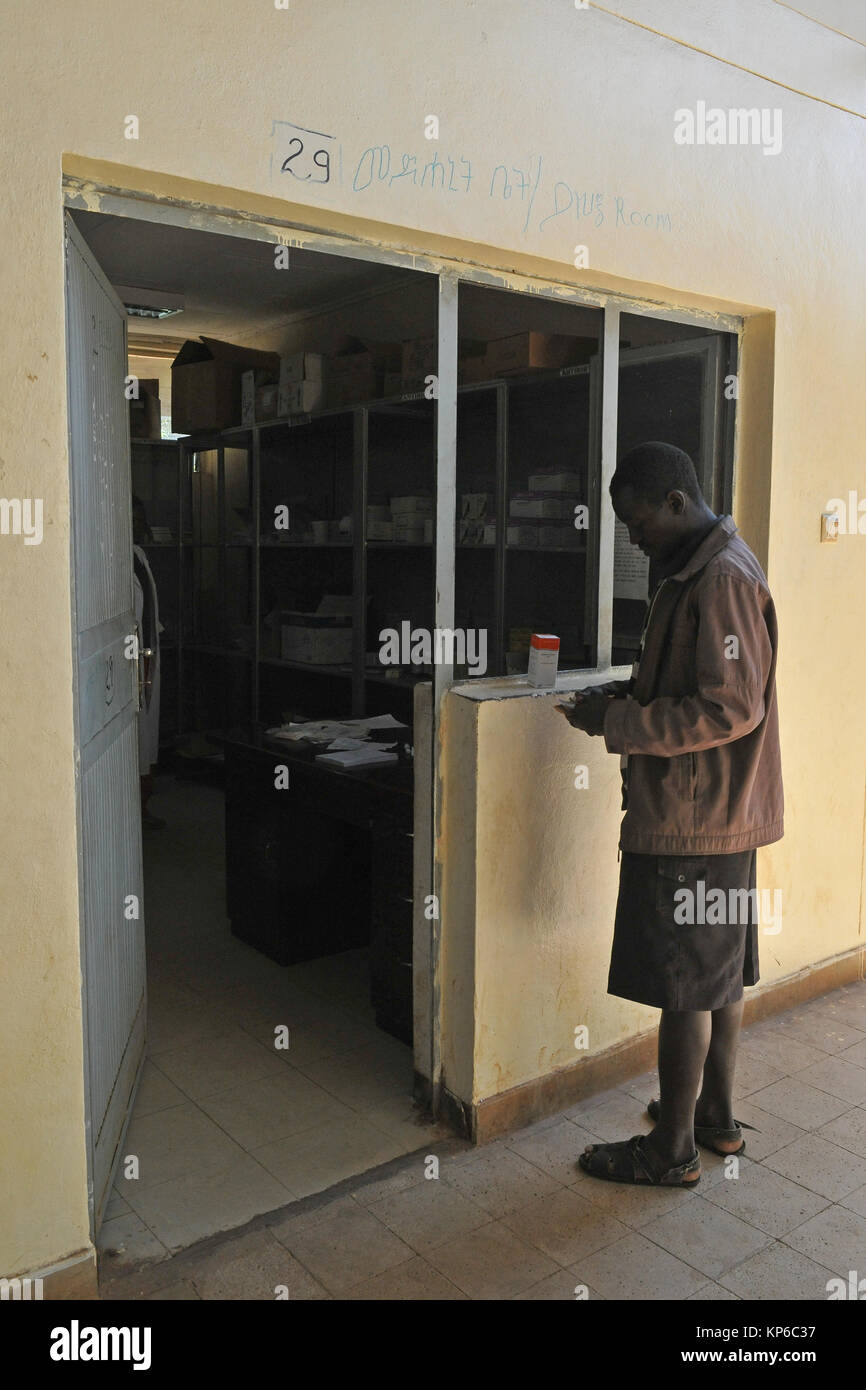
[667, 514, 737, 582]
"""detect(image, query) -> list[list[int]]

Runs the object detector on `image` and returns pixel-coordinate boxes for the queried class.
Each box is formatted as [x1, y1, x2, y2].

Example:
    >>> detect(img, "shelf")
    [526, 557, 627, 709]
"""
[259, 656, 354, 678]
[185, 643, 254, 660]
[179, 362, 594, 443]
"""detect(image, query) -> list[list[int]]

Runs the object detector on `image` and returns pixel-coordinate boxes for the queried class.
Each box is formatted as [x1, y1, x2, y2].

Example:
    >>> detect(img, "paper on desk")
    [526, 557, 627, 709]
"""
[354, 713, 404, 729]
[315, 746, 399, 768]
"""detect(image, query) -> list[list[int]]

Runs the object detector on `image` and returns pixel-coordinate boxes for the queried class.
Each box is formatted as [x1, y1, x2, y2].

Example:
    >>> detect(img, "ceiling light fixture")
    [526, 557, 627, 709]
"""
[114, 285, 185, 319]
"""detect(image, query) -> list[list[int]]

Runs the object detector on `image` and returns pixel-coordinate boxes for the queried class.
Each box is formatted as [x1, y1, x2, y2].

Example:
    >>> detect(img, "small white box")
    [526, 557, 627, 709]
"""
[391, 495, 433, 515]
[507, 524, 538, 546]
[528, 470, 580, 493]
[527, 633, 560, 688]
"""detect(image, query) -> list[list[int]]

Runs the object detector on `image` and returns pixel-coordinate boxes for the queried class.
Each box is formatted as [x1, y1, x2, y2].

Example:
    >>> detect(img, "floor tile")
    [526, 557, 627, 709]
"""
[103, 1188, 131, 1221]
[838, 1185, 866, 1218]
[425, 1221, 559, 1299]
[272, 1201, 414, 1293]
[782, 1203, 866, 1275]
[701, 1157, 829, 1236]
[796, 1056, 866, 1107]
[123, 1153, 294, 1251]
[572, 1170, 703, 1228]
[350, 1160, 430, 1207]
[144, 1281, 201, 1300]
[746, 1077, 850, 1130]
[686, 1281, 740, 1300]
[726, 1098, 807, 1160]
[197, 1071, 349, 1150]
[737, 1033, 828, 1075]
[116, 1102, 247, 1194]
[252, 1113, 404, 1199]
[771, 1013, 866, 1055]
[562, 1089, 653, 1140]
[502, 1186, 629, 1266]
[186, 1228, 329, 1300]
[96, 1212, 170, 1268]
[839, 1037, 866, 1068]
[442, 1145, 562, 1216]
[732, 1051, 787, 1098]
[133, 1059, 188, 1117]
[640, 1195, 772, 1278]
[366, 1179, 490, 1251]
[344, 1255, 468, 1300]
[719, 1241, 840, 1299]
[506, 1119, 605, 1185]
[149, 1029, 290, 1102]
[514, 1269, 606, 1300]
[762, 1131, 866, 1201]
[574, 1231, 707, 1301]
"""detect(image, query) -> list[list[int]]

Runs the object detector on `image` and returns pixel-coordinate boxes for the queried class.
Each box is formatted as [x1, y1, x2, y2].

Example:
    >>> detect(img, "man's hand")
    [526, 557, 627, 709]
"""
[555, 691, 613, 736]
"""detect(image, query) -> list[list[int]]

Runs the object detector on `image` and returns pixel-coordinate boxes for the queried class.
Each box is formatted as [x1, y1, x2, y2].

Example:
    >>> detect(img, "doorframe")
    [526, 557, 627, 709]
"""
[61, 174, 747, 1121]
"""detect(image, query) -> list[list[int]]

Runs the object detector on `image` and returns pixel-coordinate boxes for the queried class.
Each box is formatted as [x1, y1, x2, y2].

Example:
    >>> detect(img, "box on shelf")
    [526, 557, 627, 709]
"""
[537, 519, 582, 548]
[394, 524, 426, 544]
[485, 332, 597, 378]
[279, 378, 324, 415]
[507, 523, 538, 546]
[459, 519, 486, 545]
[401, 335, 487, 393]
[510, 493, 576, 520]
[172, 337, 280, 434]
[279, 351, 324, 384]
[328, 338, 401, 408]
[368, 520, 394, 541]
[461, 492, 491, 519]
[423, 517, 434, 544]
[367, 504, 391, 523]
[483, 522, 496, 545]
[528, 469, 582, 493]
[280, 596, 353, 665]
[391, 495, 433, 515]
[129, 379, 161, 440]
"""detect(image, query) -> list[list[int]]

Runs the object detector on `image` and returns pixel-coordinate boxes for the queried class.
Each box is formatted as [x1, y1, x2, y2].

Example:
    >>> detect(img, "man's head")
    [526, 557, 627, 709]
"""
[609, 442, 712, 564]
[132, 495, 149, 546]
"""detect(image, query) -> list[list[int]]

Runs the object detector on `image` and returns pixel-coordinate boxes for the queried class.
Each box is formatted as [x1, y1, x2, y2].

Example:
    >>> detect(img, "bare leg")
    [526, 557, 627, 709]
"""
[645, 1009, 712, 1167]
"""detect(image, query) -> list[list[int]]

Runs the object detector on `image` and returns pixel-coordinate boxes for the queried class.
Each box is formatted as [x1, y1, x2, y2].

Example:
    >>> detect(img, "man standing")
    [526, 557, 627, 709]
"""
[558, 442, 783, 1186]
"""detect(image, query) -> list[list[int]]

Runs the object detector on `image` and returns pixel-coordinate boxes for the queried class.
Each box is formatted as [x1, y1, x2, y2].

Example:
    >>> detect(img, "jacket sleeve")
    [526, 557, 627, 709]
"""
[602, 574, 774, 756]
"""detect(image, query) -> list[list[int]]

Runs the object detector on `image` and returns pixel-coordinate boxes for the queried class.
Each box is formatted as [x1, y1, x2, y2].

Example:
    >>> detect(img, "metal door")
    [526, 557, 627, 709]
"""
[65, 214, 147, 1231]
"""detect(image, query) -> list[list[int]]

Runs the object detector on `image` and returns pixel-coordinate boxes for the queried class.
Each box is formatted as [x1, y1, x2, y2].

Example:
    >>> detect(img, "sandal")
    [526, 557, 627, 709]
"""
[645, 1098, 752, 1157]
[578, 1134, 701, 1186]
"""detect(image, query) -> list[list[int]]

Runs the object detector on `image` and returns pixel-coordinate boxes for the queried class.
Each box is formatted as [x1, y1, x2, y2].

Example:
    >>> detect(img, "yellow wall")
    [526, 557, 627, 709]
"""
[1, 0, 864, 1273]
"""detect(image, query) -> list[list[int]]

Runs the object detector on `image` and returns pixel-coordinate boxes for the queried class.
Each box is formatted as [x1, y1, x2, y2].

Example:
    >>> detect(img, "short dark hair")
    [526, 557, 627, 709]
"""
[610, 442, 703, 506]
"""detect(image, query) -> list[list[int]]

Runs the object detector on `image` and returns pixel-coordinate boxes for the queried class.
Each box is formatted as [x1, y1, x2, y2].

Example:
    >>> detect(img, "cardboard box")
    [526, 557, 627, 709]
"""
[172, 338, 280, 434]
[279, 379, 324, 416]
[510, 494, 576, 520]
[391, 495, 433, 515]
[401, 335, 487, 392]
[507, 523, 538, 546]
[279, 351, 324, 384]
[328, 339, 401, 408]
[129, 379, 161, 440]
[280, 601, 353, 665]
[485, 332, 597, 377]
[368, 520, 394, 541]
[528, 469, 581, 493]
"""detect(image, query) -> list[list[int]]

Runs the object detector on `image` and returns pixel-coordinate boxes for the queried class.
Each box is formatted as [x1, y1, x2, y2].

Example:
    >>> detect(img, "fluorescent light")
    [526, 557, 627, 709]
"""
[114, 285, 184, 319]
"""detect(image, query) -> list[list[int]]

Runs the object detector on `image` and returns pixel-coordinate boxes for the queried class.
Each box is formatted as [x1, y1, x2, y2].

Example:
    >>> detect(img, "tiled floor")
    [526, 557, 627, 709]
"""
[99, 776, 866, 1300]
[99, 774, 449, 1264]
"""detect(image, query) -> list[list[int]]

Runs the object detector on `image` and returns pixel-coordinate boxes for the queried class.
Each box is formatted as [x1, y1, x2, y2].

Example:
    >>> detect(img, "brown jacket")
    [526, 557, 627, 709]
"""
[602, 516, 783, 854]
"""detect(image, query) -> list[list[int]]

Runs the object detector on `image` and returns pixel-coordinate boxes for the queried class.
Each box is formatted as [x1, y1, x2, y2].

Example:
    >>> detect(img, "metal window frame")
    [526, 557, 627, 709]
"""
[62, 176, 744, 1120]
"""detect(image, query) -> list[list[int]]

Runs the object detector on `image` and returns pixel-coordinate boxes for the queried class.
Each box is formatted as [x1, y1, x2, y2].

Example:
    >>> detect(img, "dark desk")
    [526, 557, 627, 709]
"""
[224, 727, 414, 1043]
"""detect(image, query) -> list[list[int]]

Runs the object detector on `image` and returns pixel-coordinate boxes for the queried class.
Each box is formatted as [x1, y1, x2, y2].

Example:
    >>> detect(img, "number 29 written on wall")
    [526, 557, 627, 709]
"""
[278, 125, 334, 183]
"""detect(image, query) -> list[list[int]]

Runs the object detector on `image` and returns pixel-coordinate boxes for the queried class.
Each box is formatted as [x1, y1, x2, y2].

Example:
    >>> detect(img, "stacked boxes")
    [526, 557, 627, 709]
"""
[391, 494, 432, 544]
[171, 338, 280, 433]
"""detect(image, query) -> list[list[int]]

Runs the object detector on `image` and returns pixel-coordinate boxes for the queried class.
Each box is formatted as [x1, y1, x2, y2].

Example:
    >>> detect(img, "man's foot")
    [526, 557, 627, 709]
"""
[646, 1099, 748, 1156]
[578, 1134, 700, 1186]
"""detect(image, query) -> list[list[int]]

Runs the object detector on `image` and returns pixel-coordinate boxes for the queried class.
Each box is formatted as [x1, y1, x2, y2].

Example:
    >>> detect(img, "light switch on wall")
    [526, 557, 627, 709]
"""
[821, 511, 840, 542]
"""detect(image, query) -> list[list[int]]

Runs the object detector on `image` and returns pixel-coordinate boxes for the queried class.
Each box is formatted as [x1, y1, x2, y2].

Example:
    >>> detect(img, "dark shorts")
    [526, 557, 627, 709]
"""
[607, 849, 760, 1011]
